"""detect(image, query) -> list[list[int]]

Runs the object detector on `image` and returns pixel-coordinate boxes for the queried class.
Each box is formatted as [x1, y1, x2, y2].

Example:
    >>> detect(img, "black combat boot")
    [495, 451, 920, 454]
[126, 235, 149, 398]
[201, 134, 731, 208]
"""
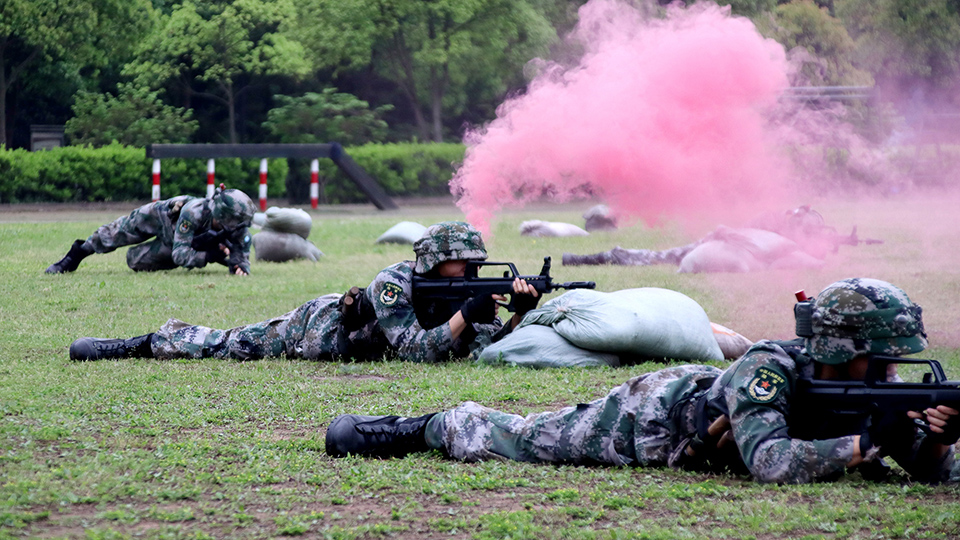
[45, 240, 93, 274]
[325, 413, 436, 458]
[69, 333, 156, 361]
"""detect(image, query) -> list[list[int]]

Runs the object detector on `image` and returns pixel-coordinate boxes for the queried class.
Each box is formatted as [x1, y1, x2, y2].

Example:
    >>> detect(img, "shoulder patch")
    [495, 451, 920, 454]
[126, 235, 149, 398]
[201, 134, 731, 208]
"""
[746, 367, 786, 403]
[178, 219, 193, 234]
[378, 282, 404, 307]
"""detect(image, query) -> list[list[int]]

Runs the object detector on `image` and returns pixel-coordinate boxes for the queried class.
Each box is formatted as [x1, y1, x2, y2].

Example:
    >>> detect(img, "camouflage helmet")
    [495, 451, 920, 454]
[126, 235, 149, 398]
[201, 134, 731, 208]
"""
[803, 278, 927, 365]
[212, 188, 255, 230]
[413, 221, 487, 273]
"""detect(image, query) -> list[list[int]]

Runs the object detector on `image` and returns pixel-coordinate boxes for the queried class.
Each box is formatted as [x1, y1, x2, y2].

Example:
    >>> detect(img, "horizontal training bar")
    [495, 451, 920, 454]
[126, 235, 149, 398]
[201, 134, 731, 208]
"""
[146, 144, 335, 159]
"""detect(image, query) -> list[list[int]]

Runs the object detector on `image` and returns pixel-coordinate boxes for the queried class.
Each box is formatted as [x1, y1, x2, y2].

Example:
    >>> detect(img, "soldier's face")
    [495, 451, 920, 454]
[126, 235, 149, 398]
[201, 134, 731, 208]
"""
[436, 260, 467, 277]
[818, 355, 871, 381]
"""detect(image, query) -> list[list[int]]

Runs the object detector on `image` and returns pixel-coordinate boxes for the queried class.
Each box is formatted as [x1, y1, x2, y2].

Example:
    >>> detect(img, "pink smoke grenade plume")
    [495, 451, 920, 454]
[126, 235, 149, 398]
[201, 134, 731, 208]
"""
[452, 0, 793, 235]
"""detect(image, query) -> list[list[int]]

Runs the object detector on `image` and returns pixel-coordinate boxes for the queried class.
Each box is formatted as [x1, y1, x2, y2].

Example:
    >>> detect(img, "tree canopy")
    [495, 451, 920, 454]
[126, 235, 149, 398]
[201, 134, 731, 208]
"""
[126, 0, 311, 143]
[3, 0, 960, 148]
[66, 84, 198, 147]
[297, 0, 557, 142]
[0, 0, 152, 145]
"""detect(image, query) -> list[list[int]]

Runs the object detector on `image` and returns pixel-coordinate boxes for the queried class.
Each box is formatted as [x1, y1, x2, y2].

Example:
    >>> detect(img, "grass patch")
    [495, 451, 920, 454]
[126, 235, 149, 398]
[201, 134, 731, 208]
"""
[3, 197, 960, 538]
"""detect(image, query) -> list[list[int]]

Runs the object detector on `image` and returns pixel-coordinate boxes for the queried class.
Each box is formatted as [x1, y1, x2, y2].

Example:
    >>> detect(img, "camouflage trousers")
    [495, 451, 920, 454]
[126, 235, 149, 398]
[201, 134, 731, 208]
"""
[151, 294, 350, 360]
[427, 365, 723, 466]
[84, 201, 178, 272]
[562, 244, 699, 267]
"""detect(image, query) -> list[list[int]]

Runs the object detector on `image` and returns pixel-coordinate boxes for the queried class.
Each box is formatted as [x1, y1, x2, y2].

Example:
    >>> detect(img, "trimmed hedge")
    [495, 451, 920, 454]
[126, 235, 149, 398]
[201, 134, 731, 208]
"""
[310, 142, 465, 204]
[0, 144, 288, 203]
[0, 142, 465, 204]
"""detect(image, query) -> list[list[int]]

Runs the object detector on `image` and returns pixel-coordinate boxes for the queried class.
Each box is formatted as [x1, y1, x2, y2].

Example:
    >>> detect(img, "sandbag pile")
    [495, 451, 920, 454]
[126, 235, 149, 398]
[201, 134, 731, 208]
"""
[583, 204, 618, 231]
[478, 288, 733, 368]
[377, 221, 427, 244]
[519, 220, 589, 238]
[251, 207, 324, 262]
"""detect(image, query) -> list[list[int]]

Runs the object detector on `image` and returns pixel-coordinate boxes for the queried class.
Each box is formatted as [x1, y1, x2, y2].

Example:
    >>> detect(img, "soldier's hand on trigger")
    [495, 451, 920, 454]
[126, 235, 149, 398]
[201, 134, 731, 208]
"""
[908, 405, 960, 445]
[685, 415, 735, 457]
[511, 278, 540, 316]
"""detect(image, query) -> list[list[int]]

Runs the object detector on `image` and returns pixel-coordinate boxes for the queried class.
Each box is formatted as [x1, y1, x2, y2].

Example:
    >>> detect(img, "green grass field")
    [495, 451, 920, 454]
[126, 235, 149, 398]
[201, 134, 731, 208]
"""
[2, 196, 960, 539]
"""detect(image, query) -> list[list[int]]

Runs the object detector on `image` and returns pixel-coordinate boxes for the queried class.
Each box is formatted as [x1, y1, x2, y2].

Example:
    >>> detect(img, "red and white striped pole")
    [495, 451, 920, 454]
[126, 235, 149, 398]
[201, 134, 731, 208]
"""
[258, 158, 268, 211]
[206, 159, 215, 197]
[151, 159, 161, 201]
[310, 158, 319, 209]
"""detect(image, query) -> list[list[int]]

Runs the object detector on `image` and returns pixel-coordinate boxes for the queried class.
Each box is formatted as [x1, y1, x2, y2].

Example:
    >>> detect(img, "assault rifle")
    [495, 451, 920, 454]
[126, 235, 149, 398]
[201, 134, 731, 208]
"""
[192, 227, 249, 274]
[791, 355, 960, 440]
[411, 256, 595, 328]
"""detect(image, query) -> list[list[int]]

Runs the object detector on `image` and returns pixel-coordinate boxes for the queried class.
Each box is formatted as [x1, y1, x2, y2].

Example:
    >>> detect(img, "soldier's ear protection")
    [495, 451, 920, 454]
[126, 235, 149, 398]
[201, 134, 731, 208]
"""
[794, 290, 815, 338]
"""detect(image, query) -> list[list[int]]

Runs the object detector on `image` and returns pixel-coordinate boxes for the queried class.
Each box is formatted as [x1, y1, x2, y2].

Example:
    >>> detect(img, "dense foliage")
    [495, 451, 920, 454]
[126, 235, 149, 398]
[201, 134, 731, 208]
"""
[0, 144, 289, 203]
[3, 0, 958, 150]
[0, 142, 470, 204]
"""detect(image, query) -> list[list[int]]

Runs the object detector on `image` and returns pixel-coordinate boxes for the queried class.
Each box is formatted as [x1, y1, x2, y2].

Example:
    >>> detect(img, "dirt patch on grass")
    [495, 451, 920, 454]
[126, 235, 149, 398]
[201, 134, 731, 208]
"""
[310, 373, 398, 383]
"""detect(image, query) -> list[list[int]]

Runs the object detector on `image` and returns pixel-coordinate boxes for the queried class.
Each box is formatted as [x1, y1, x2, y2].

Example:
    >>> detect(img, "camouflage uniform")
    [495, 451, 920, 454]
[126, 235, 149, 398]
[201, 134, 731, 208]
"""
[425, 365, 721, 465]
[151, 261, 505, 362]
[69, 189, 254, 273]
[562, 206, 861, 267]
[421, 278, 958, 483]
[150, 221, 506, 362]
[425, 338, 956, 482]
[562, 244, 700, 267]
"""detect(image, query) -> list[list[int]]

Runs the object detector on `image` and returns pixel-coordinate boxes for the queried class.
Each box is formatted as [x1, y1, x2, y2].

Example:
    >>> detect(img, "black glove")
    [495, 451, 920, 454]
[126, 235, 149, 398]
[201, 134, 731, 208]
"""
[925, 409, 960, 446]
[191, 229, 227, 252]
[460, 294, 498, 324]
[205, 248, 227, 264]
[228, 259, 249, 275]
[862, 413, 919, 458]
[512, 291, 540, 317]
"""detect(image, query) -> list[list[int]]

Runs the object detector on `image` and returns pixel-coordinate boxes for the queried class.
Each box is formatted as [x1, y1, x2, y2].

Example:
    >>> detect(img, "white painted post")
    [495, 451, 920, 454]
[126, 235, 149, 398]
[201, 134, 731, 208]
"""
[310, 159, 319, 209]
[151, 159, 161, 201]
[206, 159, 215, 197]
[258, 158, 268, 210]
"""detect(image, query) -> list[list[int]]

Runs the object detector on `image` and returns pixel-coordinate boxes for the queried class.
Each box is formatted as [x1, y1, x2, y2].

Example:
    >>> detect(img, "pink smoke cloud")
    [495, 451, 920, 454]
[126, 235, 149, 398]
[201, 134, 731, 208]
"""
[452, 0, 796, 234]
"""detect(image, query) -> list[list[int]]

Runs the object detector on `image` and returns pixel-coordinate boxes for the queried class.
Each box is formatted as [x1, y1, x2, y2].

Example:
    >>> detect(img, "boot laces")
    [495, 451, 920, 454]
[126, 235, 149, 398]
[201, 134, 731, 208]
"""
[95, 340, 126, 355]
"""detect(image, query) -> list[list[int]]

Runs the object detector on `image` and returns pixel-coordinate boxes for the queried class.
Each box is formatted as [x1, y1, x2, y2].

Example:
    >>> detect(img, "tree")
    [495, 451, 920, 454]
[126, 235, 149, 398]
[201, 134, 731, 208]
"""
[65, 84, 198, 147]
[761, 0, 872, 86]
[836, 0, 960, 90]
[262, 88, 392, 204]
[262, 88, 392, 145]
[0, 0, 152, 146]
[298, 0, 557, 142]
[127, 0, 311, 144]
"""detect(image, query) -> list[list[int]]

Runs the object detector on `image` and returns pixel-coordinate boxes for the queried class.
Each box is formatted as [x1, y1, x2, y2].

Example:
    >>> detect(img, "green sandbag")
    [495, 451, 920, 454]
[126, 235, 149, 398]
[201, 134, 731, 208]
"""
[520, 288, 724, 361]
[477, 324, 620, 368]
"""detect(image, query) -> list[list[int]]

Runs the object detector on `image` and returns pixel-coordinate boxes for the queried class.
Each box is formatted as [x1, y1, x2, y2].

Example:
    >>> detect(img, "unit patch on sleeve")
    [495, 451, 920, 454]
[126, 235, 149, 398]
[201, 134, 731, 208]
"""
[378, 282, 404, 307]
[178, 219, 193, 234]
[746, 367, 785, 403]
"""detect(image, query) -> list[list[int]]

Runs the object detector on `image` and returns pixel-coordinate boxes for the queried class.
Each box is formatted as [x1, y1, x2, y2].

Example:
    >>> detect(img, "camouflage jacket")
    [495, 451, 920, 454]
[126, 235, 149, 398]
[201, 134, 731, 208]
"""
[363, 261, 505, 363]
[705, 339, 956, 483]
[170, 197, 251, 273]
